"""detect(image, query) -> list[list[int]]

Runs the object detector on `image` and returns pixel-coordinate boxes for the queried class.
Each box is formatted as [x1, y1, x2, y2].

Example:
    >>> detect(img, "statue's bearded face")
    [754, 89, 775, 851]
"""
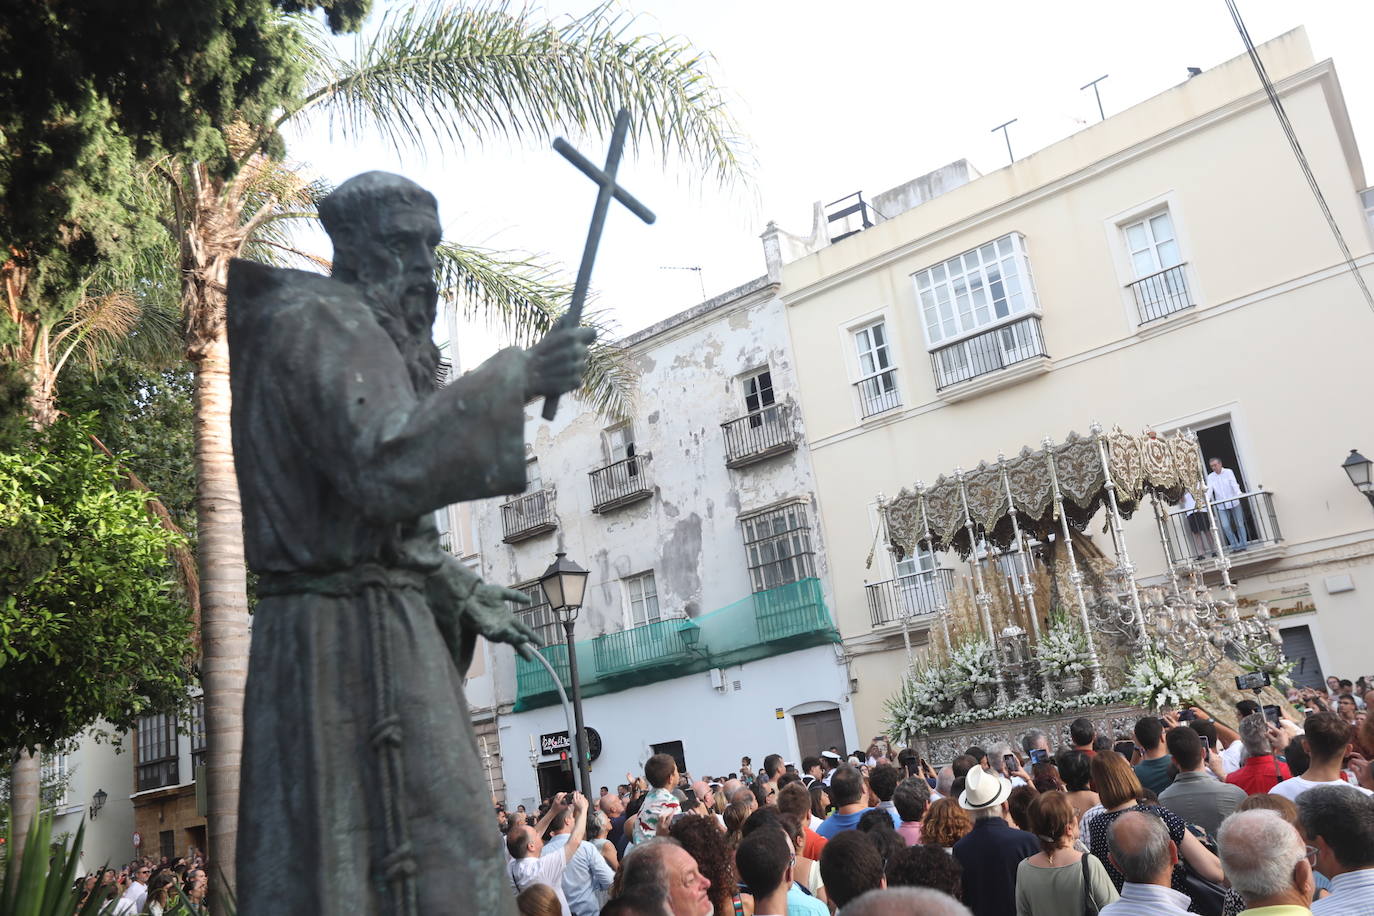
[335, 203, 443, 391]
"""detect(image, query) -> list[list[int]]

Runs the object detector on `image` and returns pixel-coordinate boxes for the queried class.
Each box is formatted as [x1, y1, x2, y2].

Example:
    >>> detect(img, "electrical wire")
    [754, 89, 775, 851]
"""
[1224, 0, 1374, 316]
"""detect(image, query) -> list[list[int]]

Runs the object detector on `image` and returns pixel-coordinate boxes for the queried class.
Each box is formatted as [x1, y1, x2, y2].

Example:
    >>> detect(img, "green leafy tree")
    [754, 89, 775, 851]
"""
[0, 417, 197, 754]
[0, 0, 296, 846]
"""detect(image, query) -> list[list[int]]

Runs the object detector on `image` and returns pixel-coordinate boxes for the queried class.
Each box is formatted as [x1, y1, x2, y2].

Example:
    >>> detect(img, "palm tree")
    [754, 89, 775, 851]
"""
[160, 2, 745, 898]
[1, 219, 187, 868]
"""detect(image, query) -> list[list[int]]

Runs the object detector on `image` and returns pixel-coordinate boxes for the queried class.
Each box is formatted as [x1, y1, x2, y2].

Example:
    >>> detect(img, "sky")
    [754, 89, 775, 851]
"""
[284, 1, 1374, 368]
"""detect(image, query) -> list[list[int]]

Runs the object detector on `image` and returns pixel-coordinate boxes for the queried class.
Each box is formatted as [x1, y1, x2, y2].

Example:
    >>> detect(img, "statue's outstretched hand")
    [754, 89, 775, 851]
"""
[525, 315, 596, 400]
[463, 583, 542, 660]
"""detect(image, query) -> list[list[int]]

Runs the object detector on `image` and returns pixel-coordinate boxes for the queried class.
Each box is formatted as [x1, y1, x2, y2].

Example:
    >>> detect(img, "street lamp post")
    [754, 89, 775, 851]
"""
[539, 552, 592, 798]
[1343, 449, 1374, 510]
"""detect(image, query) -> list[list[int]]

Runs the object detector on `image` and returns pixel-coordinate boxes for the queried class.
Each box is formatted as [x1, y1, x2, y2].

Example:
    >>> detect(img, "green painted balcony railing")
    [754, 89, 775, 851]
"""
[592, 617, 699, 676]
[513, 578, 838, 711]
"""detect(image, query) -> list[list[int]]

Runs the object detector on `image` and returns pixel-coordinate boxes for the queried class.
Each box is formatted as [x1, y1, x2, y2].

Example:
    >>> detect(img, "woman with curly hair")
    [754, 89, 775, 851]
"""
[670, 813, 750, 916]
[920, 797, 972, 851]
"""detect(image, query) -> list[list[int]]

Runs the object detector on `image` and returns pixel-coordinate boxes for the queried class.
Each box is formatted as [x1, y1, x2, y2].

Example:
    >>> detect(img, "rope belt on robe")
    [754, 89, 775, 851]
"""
[258, 563, 425, 915]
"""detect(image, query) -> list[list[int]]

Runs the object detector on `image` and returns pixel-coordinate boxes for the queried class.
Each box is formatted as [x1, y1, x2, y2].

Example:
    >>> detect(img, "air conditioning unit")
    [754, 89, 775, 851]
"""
[709, 668, 726, 692]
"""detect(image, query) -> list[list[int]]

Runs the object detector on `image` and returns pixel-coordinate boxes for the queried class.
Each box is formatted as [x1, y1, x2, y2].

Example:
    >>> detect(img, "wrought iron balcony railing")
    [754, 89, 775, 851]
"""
[592, 617, 700, 677]
[1163, 490, 1282, 565]
[930, 315, 1047, 390]
[866, 569, 956, 628]
[500, 488, 557, 543]
[854, 369, 901, 418]
[722, 404, 796, 468]
[589, 453, 652, 513]
[1128, 263, 1193, 324]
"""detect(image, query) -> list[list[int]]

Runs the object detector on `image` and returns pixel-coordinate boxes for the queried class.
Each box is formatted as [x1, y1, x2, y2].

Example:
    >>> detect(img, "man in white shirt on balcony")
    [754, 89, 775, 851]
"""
[1206, 457, 1248, 551]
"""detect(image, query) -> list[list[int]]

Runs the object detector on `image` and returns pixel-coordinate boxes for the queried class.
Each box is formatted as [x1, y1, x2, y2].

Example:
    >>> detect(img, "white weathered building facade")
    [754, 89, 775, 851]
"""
[464, 276, 856, 808]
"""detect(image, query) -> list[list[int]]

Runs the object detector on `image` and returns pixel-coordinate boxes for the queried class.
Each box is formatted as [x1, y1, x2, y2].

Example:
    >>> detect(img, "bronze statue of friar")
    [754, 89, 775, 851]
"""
[226, 171, 593, 915]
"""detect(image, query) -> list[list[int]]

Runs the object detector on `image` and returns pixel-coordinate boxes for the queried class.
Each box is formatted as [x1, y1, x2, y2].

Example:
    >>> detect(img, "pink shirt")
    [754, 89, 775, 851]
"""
[897, 821, 923, 846]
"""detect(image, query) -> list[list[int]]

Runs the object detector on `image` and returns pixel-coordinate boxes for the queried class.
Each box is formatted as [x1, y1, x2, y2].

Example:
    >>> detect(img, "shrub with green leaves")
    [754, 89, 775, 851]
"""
[0, 417, 195, 753]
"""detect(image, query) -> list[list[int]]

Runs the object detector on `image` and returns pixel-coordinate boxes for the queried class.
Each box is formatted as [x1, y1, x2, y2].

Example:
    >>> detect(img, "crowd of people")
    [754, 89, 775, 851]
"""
[73, 852, 209, 914]
[500, 676, 1374, 915]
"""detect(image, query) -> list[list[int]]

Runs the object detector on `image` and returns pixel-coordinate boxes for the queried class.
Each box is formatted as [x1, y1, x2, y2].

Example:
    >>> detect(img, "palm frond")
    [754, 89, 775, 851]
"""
[435, 241, 569, 341]
[291, 1, 749, 186]
[573, 309, 635, 421]
[52, 291, 143, 375]
[434, 242, 634, 419]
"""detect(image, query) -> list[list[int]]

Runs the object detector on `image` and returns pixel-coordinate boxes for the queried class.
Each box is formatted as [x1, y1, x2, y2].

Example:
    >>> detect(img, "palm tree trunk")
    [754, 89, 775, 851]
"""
[192, 334, 250, 901]
[9, 749, 40, 869]
[181, 165, 253, 902]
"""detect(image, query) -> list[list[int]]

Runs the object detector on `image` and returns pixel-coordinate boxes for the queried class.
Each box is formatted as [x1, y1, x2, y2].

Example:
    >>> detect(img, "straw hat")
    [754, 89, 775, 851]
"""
[958, 765, 1013, 811]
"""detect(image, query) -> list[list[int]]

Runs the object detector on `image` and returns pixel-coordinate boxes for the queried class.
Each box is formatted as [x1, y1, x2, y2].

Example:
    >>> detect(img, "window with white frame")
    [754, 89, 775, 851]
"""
[742, 503, 816, 592]
[605, 424, 635, 463]
[1122, 209, 1189, 322]
[40, 752, 70, 808]
[1124, 211, 1181, 277]
[624, 571, 661, 627]
[526, 458, 543, 492]
[742, 369, 775, 413]
[894, 544, 936, 578]
[853, 322, 900, 416]
[915, 233, 1037, 347]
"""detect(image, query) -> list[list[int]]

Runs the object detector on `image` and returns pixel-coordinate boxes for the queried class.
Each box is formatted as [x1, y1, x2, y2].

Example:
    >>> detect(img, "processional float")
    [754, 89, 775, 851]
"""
[878, 423, 1284, 710]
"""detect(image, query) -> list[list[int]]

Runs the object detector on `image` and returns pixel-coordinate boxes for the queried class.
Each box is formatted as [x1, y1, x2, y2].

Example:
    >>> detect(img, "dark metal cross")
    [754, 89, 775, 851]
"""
[542, 108, 656, 420]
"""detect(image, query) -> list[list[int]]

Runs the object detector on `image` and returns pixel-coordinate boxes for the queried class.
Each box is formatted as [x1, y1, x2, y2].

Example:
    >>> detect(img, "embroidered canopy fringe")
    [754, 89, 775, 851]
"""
[884, 427, 1203, 560]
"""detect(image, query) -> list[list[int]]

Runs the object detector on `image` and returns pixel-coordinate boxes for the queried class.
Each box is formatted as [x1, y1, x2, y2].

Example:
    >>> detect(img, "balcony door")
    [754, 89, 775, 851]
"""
[895, 547, 939, 616]
[1195, 422, 1248, 493]
[742, 369, 776, 429]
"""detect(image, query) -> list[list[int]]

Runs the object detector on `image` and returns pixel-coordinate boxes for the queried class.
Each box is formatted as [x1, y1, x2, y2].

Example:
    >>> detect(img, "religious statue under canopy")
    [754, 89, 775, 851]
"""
[226, 171, 593, 915]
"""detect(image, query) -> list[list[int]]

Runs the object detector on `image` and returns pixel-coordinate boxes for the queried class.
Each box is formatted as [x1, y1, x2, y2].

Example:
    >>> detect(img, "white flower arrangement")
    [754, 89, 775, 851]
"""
[1126, 650, 1204, 712]
[949, 639, 998, 687]
[1035, 610, 1087, 678]
[884, 686, 1136, 739]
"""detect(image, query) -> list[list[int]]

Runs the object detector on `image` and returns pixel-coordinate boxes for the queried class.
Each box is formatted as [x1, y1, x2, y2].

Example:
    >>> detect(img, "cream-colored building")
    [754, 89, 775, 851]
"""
[774, 28, 1374, 736]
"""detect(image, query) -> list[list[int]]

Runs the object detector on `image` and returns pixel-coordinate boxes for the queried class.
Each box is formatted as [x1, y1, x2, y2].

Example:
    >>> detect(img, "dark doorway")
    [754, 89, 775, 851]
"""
[1279, 625, 1325, 690]
[1196, 422, 1247, 490]
[1196, 421, 1263, 545]
[651, 740, 687, 776]
[537, 760, 574, 804]
[159, 829, 175, 863]
[793, 709, 845, 759]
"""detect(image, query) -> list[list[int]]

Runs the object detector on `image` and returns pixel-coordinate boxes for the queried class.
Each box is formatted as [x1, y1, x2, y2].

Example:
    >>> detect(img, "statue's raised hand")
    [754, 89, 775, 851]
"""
[464, 583, 543, 660]
[526, 315, 596, 399]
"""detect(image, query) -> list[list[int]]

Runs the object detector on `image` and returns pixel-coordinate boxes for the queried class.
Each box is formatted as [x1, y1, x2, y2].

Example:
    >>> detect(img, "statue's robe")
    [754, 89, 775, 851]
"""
[226, 260, 524, 916]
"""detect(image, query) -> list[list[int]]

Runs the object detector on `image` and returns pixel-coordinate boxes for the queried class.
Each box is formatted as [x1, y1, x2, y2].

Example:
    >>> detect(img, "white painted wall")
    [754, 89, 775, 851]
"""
[499, 643, 855, 807]
[51, 731, 136, 872]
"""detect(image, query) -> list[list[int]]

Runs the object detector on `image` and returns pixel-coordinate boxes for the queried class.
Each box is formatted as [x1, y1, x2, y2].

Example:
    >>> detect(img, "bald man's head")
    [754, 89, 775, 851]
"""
[599, 794, 624, 817]
[1107, 811, 1175, 886]
[843, 888, 972, 916]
